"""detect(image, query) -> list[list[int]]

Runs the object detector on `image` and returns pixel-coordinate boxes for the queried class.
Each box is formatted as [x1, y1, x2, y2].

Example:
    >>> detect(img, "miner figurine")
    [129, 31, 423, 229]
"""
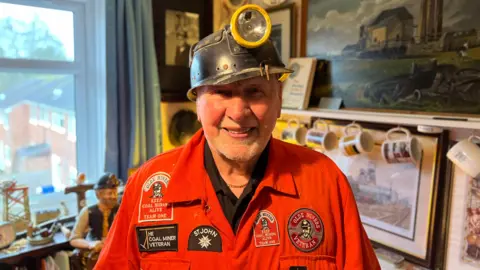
[69, 173, 120, 270]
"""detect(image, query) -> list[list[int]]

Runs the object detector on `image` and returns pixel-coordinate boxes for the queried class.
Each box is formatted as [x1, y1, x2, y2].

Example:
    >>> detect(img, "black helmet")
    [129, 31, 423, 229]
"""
[94, 173, 120, 190]
[187, 4, 293, 101]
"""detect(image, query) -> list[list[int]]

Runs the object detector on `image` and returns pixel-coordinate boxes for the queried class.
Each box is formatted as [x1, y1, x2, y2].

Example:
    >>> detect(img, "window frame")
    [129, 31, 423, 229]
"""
[0, 0, 106, 181]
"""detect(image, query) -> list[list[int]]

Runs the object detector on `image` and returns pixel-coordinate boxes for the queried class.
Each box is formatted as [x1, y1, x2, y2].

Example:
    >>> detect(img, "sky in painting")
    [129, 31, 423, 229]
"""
[307, 0, 480, 56]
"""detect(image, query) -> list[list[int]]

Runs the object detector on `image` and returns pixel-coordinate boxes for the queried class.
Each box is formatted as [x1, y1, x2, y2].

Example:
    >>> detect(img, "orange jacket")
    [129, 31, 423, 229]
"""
[95, 129, 380, 270]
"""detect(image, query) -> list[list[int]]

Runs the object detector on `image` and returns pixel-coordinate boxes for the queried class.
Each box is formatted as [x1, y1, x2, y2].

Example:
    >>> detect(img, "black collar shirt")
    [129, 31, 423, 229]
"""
[204, 140, 270, 233]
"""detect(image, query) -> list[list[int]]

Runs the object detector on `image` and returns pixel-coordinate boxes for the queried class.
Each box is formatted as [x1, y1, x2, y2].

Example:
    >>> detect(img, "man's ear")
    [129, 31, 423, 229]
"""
[195, 99, 201, 122]
[276, 80, 283, 118]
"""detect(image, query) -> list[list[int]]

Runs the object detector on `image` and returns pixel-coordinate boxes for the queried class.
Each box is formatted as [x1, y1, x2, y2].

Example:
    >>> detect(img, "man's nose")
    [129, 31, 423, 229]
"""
[226, 96, 251, 121]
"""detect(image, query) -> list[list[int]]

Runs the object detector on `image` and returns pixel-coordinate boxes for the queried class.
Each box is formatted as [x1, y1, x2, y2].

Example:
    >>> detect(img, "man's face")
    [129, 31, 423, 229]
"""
[195, 76, 282, 162]
[96, 188, 118, 209]
[176, 34, 186, 47]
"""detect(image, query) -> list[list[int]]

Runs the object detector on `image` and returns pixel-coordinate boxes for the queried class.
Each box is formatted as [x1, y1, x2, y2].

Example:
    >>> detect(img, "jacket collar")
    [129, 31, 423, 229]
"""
[162, 129, 298, 203]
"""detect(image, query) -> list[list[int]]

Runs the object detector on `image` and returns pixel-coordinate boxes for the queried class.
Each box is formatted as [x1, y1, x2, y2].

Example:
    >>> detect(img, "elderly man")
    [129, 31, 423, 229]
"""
[95, 4, 380, 270]
[69, 173, 120, 270]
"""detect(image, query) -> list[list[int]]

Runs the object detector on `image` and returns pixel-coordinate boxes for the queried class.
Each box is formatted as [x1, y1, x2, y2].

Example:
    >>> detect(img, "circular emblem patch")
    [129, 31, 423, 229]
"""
[287, 208, 324, 252]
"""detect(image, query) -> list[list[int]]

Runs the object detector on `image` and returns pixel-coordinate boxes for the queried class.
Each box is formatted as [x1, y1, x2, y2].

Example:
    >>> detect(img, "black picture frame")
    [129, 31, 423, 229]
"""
[152, 0, 213, 102]
[307, 117, 450, 269]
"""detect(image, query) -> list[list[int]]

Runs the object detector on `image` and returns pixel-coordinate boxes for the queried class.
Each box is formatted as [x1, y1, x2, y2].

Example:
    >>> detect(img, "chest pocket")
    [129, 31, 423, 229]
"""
[140, 258, 190, 270]
[279, 255, 337, 270]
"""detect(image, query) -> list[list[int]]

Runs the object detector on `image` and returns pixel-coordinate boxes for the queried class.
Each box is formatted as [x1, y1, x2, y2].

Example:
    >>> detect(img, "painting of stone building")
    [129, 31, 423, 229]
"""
[307, 0, 480, 114]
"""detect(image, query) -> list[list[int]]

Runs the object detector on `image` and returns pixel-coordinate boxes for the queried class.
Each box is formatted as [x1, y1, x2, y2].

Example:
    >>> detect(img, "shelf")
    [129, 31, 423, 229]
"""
[281, 108, 480, 130]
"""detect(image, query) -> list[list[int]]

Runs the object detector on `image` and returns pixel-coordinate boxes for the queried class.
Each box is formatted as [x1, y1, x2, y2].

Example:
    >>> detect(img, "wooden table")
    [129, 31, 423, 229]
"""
[0, 232, 72, 269]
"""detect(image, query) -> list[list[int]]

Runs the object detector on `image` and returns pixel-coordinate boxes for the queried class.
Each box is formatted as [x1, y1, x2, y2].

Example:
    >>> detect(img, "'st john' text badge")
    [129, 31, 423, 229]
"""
[188, 225, 222, 252]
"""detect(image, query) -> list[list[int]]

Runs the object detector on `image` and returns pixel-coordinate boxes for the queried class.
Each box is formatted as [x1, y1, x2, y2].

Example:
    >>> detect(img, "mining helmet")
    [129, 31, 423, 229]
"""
[94, 173, 120, 190]
[187, 4, 293, 101]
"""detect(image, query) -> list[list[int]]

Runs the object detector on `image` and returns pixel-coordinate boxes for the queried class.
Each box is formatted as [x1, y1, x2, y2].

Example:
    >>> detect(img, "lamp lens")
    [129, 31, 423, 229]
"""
[235, 9, 267, 43]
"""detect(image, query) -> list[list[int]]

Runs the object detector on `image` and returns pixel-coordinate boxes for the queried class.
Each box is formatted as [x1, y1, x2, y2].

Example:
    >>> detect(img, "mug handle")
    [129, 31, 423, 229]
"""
[343, 123, 362, 136]
[313, 120, 329, 132]
[287, 118, 300, 128]
[386, 127, 411, 141]
[468, 135, 480, 143]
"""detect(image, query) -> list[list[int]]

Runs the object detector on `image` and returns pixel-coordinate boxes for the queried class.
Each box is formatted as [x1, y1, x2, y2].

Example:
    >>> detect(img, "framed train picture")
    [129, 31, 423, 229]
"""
[312, 118, 449, 268]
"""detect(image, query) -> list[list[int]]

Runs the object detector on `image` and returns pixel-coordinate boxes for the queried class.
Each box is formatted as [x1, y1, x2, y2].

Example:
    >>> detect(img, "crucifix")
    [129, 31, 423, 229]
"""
[65, 173, 94, 214]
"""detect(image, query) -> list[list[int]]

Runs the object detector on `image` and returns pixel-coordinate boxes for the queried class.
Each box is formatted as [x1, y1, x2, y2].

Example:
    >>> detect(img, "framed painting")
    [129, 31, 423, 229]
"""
[445, 140, 480, 270]
[306, 1, 480, 115]
[267, 3, 295, 65]
[152, 0, 213, 102]
[309, 118, 449, 268]
[251, 0, 307, 57]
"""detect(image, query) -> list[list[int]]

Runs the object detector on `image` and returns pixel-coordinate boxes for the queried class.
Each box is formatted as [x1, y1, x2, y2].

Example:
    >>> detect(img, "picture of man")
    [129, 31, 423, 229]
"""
[165, 10, 199, 66]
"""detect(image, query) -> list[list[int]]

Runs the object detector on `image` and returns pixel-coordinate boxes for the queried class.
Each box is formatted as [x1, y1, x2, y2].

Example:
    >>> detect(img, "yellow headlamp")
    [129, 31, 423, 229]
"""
[230, 4, 272, 49]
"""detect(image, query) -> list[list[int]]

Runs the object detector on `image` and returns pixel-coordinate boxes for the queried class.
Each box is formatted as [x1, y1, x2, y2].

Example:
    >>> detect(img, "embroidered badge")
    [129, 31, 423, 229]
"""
[136, 224, 178, 252]
[253, 210, 280, 247]
[287, 208, 324, 252]
[138, 172, 174, 222]
[187, 225, 222, 252]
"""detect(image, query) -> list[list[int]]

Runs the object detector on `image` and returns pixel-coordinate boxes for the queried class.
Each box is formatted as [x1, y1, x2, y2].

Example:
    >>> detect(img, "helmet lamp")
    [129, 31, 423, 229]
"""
[230, 4, 272, 49]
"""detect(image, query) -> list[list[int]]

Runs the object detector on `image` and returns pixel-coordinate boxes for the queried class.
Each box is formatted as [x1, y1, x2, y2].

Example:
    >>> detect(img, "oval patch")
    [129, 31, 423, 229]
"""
[287, 208, 324, 252]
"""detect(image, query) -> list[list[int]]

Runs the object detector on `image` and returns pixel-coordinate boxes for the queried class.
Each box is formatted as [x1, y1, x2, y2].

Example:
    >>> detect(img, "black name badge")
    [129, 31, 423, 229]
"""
[188, 225, 222, 252]
[136, 224, 178, 252]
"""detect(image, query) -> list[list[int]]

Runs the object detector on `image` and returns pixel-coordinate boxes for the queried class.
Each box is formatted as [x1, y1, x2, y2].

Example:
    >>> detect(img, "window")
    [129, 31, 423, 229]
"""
[51, 154, 63, 190]
[69, 166, 78, 184]
[0, 0, 106, 225]
[29, 104, 38, 125]
[39, 106, 50, 127]
[68, 114, 76, 141]
[4, 144, 11, 167]
[0, 110, 8, 130]
[0, 141, 4, 171]
[51, 111, 66, 134]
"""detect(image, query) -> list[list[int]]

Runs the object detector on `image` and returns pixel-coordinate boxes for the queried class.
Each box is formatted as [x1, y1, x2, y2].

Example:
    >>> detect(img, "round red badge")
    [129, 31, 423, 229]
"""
[287, 208, 324, 252]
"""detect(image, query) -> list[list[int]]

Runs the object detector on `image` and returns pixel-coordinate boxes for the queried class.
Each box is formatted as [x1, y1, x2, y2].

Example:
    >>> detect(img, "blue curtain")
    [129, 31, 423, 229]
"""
[104, 0, 162, 182]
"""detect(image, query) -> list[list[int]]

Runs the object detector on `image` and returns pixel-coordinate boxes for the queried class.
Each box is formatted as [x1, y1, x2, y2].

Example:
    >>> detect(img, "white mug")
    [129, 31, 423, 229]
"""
[447, 136, 480, 178]
[382, 127, 423, 165]
[339, 123, 374, 156]
[281, 119, 307, 145]
[305, 120, 338, 151]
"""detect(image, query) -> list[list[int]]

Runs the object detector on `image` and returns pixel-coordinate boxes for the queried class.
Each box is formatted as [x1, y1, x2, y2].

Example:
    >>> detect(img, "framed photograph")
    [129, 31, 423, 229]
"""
[267, 3, 295, 65]
[309, 118, 449, 268]
[165, 10, 200, 67]
[445, 140, 480, 269]
[152, 0, 213, 102]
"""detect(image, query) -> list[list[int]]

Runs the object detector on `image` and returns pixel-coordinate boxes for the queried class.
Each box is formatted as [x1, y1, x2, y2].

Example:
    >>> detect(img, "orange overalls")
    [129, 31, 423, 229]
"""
[95, 129, 380, 270]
